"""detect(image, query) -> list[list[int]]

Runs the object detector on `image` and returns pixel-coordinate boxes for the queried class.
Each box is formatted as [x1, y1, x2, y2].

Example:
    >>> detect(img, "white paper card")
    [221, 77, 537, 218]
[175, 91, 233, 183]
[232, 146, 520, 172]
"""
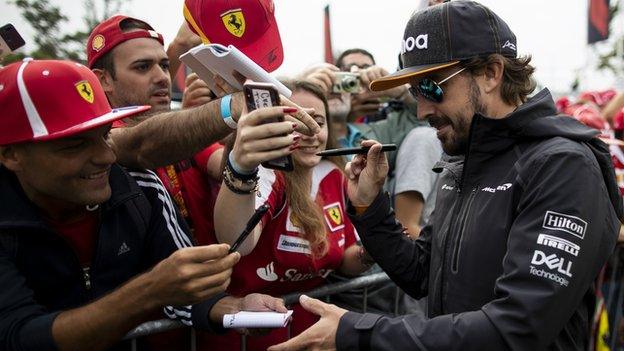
[222, 310, 294, 329]
[180, 43, 291, 97]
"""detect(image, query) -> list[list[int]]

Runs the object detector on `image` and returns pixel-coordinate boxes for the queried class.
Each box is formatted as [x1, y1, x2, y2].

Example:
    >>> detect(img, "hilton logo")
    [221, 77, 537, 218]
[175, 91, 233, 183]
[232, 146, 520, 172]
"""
[542, 211, 587, 239]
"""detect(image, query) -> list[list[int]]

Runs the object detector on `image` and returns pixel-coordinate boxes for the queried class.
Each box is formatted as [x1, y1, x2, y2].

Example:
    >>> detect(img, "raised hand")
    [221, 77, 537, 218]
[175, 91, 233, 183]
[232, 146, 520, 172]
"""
[345, 140, 389, 207]
[145, 244, 240, 307]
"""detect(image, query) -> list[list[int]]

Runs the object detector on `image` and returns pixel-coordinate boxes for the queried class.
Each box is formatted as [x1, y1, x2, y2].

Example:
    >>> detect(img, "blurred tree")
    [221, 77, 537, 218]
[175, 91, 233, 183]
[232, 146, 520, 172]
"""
[2, 0, 129, 65]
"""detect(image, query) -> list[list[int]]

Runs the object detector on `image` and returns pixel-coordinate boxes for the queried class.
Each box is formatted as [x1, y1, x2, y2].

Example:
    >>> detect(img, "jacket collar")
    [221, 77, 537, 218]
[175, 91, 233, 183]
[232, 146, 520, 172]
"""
[0, 164, 142, 230]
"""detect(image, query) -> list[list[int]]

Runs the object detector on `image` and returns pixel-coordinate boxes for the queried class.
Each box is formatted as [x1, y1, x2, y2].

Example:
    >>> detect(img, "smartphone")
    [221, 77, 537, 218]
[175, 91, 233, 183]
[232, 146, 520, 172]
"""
[0, 24, 25, 60]
[243, 82, 294, 172]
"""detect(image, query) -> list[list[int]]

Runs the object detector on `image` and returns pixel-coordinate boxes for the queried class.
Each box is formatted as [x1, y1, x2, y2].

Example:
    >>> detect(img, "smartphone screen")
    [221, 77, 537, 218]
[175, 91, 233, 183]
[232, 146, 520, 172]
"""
[0, 24, 25, 59]
[243, 82, 294, 172]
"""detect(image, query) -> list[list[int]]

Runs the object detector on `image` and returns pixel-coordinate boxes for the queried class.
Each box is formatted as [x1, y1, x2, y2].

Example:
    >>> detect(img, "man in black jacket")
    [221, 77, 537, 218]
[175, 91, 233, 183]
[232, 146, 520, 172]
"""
[0, 59, 286, 351]
[269, 1, 624, 350]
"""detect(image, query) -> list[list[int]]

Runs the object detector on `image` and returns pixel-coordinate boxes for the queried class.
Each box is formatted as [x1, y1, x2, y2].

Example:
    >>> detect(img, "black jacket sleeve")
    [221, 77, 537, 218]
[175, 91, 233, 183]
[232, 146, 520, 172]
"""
[348, 191, 431, 299]
[338, 148, 620, 350]
[0, 245, 61, 350]
[130, 170, 225, 333]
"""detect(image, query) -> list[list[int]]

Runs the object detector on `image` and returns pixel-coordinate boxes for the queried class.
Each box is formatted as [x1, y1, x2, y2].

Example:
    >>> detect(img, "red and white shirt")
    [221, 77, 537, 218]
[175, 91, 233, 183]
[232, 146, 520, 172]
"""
[199, 160, 357, 351]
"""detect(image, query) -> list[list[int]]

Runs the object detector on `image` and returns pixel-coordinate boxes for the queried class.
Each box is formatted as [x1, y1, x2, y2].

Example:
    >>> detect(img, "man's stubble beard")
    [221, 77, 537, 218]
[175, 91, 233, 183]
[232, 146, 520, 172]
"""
[443, 77, 487, 156]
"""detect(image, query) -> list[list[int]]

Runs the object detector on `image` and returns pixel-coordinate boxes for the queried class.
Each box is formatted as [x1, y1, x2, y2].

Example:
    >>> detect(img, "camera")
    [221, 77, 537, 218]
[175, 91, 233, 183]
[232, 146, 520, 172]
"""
[332, 72, 361, 94]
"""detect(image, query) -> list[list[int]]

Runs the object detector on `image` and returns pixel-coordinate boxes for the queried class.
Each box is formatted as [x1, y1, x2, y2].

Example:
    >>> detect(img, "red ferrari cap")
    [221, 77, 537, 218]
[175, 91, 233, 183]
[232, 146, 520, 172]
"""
[86, 15, 164, 68]
[183, 0, 283, 72]
[0, 59, 150, 145]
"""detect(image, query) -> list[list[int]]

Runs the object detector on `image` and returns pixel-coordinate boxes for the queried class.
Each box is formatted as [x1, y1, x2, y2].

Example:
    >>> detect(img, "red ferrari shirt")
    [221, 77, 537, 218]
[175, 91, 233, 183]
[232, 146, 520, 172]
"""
[199, 160, 357, 351]
[46, 211, 99, 267]
[154, 143, 223, 245]
[112, 119, 223, 245]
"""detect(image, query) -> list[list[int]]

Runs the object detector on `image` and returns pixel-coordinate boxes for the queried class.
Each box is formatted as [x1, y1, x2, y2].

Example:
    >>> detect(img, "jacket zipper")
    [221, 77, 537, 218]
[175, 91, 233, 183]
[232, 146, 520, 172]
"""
[82, 266, 92, 290]
[451, 187, 477, 273]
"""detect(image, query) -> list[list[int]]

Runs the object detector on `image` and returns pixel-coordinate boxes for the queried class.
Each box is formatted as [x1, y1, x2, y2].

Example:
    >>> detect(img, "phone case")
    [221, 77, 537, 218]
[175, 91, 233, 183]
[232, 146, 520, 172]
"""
[243, 82, 294, 172]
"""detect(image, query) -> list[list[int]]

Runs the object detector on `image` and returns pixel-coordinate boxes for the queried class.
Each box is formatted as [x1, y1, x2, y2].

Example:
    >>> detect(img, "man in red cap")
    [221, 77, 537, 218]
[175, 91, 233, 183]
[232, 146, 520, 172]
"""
[0, 59, 286, 350]
[87, 15, 228, 246]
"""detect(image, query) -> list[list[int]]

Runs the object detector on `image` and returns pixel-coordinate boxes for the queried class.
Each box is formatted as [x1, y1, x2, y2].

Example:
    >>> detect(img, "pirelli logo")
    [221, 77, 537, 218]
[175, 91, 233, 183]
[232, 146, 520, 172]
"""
[537, 234, 580, 257]
[542, 211, 587, 240]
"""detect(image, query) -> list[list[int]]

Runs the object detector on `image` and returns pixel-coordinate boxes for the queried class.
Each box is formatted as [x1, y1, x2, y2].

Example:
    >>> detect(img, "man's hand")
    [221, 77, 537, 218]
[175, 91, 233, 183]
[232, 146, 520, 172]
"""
[210, 293, 288, 335]
[268, 295, 346, 351]
[345, 140, 389, 207]
[301, 63, 340, 95]
[182, 73, 215, 109]
[357, 65, 407, 100]
[144, 244, 240, 307]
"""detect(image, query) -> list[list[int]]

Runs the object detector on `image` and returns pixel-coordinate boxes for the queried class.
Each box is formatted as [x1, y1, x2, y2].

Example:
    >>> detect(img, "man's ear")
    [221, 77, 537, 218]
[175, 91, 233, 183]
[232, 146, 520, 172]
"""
[482, 57, 505, 95]
[0, 145, 24, 172]
[92, 68, 114, 94]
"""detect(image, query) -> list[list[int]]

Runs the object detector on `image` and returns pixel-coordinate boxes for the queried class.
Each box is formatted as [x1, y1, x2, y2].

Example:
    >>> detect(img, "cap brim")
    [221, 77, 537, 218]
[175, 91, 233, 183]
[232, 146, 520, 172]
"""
[370, 61, 460, 91]
[242, 20, 284, 73]
[35, 105, 151, 142]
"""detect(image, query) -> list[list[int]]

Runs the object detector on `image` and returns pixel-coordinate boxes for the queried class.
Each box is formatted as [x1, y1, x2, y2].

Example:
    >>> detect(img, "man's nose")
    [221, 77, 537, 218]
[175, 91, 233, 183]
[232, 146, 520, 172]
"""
[416, 96, 437, 121]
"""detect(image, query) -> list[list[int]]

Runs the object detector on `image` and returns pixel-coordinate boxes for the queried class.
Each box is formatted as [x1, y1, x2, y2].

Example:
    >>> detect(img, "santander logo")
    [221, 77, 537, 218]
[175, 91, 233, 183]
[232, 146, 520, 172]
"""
[256, 262, 279, 282]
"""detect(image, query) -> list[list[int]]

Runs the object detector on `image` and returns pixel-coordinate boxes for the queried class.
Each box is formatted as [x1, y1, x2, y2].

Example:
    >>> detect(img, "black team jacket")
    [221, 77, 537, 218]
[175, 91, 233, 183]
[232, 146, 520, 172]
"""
[338, 89, 624, 350]
[0, 165, 221, 350]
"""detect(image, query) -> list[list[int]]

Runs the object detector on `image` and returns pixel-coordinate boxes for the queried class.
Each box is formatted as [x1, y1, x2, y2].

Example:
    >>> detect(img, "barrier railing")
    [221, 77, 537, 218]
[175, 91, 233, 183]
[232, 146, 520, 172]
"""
[125, 247, 624, 351]
[124, 272, 391, 350]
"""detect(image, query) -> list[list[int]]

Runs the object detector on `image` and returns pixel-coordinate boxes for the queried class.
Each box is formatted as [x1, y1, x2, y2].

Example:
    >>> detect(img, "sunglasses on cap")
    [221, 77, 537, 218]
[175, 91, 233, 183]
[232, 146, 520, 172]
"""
[408, 67, 466, 103]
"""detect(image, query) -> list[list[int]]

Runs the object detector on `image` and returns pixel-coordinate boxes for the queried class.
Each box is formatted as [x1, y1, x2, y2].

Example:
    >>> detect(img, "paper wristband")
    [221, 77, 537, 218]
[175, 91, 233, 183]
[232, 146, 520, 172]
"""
[220, 94, 237, 129]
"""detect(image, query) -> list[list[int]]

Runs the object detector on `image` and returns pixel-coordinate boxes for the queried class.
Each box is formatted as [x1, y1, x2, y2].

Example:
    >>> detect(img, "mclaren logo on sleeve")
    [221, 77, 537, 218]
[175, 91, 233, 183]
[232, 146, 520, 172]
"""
[542, 211, 587, 239]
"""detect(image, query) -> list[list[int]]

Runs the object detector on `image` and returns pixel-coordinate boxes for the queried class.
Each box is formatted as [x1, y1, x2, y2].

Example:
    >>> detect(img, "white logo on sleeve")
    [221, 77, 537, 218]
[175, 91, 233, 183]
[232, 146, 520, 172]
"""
[481, 183, 512, 193]
[542, 211, 587, 239]
[537, 234, 580, 257]
[117, 242, 130, 256]
[530, 250, 573, 277]
[256, 262, 279, 282]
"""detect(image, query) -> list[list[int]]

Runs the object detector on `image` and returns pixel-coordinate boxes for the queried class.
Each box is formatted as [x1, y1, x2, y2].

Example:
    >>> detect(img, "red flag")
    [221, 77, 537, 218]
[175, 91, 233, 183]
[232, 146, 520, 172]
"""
[588, 0, 610, 44]
[324, 5, 334, 63]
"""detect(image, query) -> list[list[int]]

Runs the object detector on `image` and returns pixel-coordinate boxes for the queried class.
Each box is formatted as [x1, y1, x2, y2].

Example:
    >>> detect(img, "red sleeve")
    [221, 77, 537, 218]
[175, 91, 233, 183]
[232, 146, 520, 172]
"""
[255, 167, 286, 226]
[193, 143, 224, 174]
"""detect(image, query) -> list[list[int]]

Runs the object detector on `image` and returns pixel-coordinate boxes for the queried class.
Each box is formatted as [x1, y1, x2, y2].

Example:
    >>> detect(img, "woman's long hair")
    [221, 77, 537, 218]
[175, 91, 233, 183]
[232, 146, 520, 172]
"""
[281, 79, 345, 259]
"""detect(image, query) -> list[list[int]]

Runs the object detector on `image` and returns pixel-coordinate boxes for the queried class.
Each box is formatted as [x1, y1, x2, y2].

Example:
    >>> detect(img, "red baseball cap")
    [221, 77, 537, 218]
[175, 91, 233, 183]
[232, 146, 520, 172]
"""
[86, 15, 164, 68]
[0, 59, 150, 145]
[183, 0, 283, 72]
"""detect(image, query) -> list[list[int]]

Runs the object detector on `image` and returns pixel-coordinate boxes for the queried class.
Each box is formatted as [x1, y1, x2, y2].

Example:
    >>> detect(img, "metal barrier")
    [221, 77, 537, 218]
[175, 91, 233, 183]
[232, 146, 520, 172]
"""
[124, 272, 391, 350]
[124, 248, 624, 351]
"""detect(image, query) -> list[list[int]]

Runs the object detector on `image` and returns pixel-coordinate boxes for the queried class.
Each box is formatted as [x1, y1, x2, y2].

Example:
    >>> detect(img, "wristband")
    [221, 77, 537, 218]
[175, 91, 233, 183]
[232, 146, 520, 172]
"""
[228, 152, 258, 179]
[220, 94, 237, 129]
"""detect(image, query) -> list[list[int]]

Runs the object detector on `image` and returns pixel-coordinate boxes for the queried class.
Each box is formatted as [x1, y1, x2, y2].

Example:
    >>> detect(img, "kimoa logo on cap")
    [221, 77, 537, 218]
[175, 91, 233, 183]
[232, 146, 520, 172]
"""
[401, 34, 428, 53]
[92, 34, 105, 52]
[221, 9, 246, 38]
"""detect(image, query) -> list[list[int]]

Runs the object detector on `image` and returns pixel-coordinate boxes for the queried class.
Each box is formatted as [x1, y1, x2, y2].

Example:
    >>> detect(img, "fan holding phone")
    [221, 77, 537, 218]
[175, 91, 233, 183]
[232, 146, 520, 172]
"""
[207, 80, 372, 350]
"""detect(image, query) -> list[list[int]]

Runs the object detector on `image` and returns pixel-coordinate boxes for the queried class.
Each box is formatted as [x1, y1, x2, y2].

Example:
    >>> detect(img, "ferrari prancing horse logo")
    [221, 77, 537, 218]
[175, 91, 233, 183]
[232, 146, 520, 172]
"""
[75, 80, 94, 104]
[221, 9, 246, 37]
[324, 202, 345, 232]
